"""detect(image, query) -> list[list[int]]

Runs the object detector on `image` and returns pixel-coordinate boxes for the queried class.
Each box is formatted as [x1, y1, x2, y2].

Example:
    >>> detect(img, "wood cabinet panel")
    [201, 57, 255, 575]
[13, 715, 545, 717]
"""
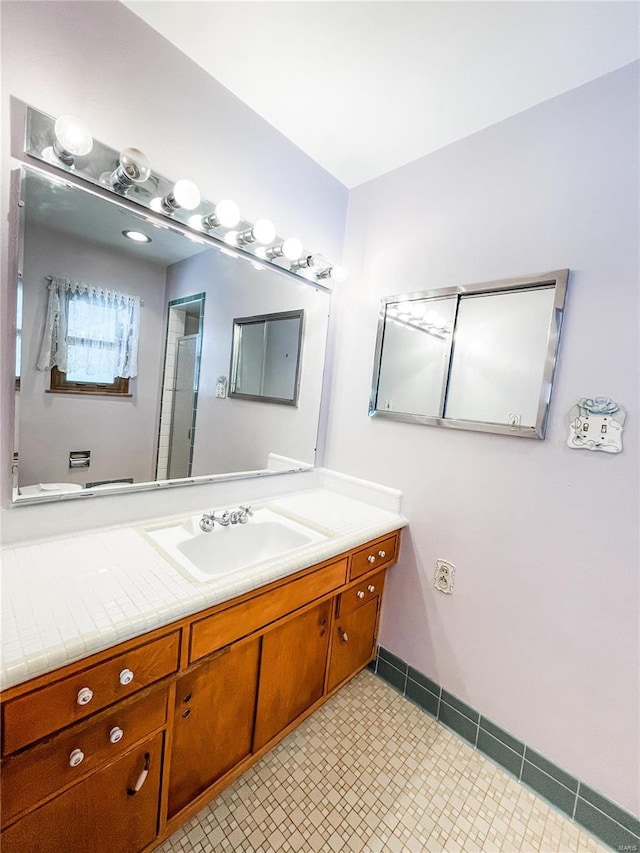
[1, 687, 167, 828]
[338, 570, 386, 617]
[328, 597, 379, 692]
[254, 600, 331, 751]
[1, 732, 163, 853]
[168, 639, 261, 819]
[2, 632, 179, 755]
[350, 534, 397, 580]
[190, 559, 346, 663]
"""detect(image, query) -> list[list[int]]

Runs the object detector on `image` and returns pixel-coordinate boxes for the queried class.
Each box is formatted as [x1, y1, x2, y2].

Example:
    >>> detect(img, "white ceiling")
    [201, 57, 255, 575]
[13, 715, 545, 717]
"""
[124, 1, 639, 188]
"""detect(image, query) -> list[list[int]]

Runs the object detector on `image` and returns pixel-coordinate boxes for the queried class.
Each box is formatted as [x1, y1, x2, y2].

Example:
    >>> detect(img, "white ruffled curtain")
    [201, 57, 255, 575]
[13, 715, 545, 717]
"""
[37, 276, 141, 379]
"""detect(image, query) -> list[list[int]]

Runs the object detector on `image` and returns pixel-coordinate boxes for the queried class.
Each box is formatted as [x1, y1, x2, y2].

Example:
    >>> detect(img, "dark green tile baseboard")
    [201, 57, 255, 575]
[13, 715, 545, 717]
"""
[371, 645, 640, 853]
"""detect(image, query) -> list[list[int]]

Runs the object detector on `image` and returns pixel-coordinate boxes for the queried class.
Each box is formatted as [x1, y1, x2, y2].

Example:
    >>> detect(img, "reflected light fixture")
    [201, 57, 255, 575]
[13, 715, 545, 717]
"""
[52, 115, 93, 165]
[106, 147, 151, 194]
[264, 238, 304, 262]
[236, 219, 276, 246]
[151, 179, 201, 213]
[122, 230, 152, 244]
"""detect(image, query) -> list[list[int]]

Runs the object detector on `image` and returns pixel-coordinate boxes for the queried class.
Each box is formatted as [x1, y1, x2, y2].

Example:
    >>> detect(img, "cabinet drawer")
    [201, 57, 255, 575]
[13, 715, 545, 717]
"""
[0, 732, 164, 853]
[350, 534, 397, 580]
[338, 570, 386, 617]
[2, 631, 180, 755]
[190, 559, 347, 663]
[1, 687, 167, 827]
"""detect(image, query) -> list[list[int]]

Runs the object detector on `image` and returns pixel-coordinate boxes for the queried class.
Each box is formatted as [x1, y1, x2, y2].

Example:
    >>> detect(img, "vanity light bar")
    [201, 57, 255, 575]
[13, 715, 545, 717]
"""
[24, 105, 347, 286]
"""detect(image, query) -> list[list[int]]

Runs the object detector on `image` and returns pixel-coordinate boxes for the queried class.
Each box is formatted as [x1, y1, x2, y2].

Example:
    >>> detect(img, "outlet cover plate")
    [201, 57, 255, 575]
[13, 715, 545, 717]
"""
[434, 559, 455, 594]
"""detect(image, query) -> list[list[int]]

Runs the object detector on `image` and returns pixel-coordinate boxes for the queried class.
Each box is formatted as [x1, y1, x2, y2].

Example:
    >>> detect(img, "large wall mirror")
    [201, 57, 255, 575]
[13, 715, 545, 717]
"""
[370, 270, 568, 438]
[12, 167, 331, 502]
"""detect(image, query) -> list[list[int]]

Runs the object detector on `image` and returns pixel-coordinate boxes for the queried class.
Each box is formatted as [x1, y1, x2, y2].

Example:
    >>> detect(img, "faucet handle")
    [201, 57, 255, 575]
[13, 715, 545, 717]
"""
[199, 513, 215, 532]
[239, 505, 253, 516]
[238, 505, 253, 523]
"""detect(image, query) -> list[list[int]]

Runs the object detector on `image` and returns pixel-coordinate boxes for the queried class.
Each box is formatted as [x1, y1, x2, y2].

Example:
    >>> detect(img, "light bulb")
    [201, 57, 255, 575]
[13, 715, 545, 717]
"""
[308, 254, 328, 273]
[122, 230, 152, 243]
[172, 180, 201, 210]
[252, 219, 276, 245]
[329, 265, 348, 283]
[237, 219, 275, 246]
[255, 246, 268, 259]
[216, 200, 240, 228]
[224, 231, 239, 247]
[188, 215, 204, 230]
[108, 147, 151, 193]
[53, 115, 93, 165]
[265, 237, 304, 262]
[282, 238, 303, 261]
[424, 310, 438, 325]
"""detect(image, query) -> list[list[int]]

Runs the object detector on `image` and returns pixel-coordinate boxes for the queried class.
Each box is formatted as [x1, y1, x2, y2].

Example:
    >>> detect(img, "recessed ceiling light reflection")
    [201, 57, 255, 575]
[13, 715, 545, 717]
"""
[122, 230, 152, 244]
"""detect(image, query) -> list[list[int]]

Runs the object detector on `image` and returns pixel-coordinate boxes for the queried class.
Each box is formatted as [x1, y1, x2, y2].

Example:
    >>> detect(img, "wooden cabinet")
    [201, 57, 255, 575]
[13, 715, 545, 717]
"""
[254, 600, 332, 751]
[168, 638, 260, 818]
[1, 732, 164, 853]
[0, 529, 400, 853]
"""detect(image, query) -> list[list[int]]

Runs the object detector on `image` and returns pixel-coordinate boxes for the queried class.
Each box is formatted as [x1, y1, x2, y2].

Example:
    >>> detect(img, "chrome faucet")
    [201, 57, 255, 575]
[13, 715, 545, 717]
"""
[199, 505, 253, 532]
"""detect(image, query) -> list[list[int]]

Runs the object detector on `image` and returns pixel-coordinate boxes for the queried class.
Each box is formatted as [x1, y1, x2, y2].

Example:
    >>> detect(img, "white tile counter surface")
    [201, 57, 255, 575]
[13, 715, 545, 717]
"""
[1, 476, 407, 691]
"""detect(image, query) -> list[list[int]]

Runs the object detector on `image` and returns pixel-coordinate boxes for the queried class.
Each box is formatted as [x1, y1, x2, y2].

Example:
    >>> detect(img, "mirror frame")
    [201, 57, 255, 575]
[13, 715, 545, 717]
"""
[229, 309, 304, 406]
[369, 269, 569, 439]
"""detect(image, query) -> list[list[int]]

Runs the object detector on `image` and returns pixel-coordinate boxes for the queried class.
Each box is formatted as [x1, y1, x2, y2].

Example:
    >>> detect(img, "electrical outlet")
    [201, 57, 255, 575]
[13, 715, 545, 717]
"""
[434, 559, 455, 594]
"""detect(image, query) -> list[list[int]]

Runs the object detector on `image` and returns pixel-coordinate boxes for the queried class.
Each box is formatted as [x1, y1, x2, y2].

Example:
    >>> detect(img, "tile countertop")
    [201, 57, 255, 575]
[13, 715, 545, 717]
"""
[0, 482, 408, 691]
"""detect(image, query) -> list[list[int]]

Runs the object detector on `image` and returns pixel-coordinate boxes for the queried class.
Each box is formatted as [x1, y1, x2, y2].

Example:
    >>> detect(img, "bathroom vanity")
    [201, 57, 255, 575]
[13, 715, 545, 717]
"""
[0, 486, 405, 853]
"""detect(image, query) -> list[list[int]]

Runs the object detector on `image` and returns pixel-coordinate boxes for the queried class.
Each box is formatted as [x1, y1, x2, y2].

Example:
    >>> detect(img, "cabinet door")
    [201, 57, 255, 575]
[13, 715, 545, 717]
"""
[1, 732, 163, 853]
[253, 600, 331, 751]
[327, 597, 379, 692]
[168, 638, 260, 819]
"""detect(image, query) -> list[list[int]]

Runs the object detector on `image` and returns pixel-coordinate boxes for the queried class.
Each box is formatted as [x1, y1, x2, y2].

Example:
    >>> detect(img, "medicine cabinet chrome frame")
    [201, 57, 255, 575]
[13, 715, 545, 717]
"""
[369, 269, 569, 439]
[229, 310, 304, 406]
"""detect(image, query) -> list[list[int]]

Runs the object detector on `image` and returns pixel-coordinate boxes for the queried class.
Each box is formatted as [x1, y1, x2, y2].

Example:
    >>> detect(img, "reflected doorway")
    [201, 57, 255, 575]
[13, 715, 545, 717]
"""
[156, 294, 205, 480]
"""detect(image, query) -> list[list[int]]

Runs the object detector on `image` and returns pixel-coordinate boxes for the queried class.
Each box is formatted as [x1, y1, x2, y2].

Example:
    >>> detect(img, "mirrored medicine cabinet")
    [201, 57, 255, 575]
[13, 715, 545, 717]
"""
[369, 270, 568, 438]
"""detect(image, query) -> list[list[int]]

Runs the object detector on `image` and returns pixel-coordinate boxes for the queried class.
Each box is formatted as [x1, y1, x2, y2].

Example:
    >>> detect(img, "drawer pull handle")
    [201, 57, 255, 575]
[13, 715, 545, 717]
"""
[338, 627, 349, 643]
[76, 687, 93, 706]
[367, 555, 376, 564]
[127, 752, 150, 796]
[69, 748, 85, 767]
[119, 668, 134, 686]
[378, 550, 386, 559]
[109, 727, 124, 744]
[182, 708, 191, 718]
[357, 590, 365, 599]
[367, 584, 376, 593]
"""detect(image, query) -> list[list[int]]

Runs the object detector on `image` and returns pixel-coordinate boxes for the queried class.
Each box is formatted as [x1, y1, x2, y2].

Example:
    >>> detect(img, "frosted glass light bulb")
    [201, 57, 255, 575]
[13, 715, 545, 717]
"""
[252, 219, 276, 245]
[329, 265, 348, 283]
[308, 254, 328, 273]
[172, 180, 201, 211]
[188, 215, 204, 230]
[224, 231, 239, 247]
[215, 199, 240, 228]
[282, 238, 303, 261]
[53, 115, 93, 164]
[108, 147, 151, 193]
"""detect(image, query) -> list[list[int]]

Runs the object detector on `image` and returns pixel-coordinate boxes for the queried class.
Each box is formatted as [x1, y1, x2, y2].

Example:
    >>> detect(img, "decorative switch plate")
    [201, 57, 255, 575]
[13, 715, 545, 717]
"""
[567, 397, 624, 454]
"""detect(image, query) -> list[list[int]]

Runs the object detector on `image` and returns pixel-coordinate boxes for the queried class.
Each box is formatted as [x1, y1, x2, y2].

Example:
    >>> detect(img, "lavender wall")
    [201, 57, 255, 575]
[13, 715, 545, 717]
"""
[0, 0, 347, 506]
[18, 221, 167, 487]
[324, 63, 639, 816]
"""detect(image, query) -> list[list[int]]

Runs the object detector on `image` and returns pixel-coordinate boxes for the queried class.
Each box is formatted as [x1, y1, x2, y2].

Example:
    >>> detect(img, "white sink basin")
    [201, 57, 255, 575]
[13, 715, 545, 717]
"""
[143, 507, 328, 582]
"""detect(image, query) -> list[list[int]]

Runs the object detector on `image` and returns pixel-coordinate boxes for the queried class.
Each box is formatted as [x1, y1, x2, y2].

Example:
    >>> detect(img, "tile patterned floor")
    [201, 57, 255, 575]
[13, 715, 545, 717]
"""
[155, 671, 608, 853]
